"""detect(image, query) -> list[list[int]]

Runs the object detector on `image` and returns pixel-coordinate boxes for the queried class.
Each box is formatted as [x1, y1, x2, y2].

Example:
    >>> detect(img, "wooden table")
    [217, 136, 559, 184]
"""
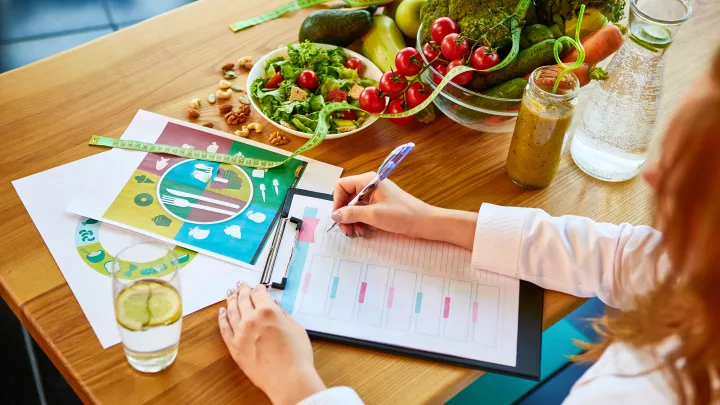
[1, 0, 718, 403]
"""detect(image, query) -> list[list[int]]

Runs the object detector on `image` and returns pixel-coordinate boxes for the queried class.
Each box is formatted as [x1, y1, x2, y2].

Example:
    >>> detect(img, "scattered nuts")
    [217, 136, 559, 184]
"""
[216, 89, 232, 99]
[219, 80, 232, 90]
[189, 98, 201, 109]
[238, 96, 250, 104]
[186, 108, 200, 119]
[208, 93, 216, 104]
[225, 104, 251, 125]
[224, 70, 238, 79]
[246, 122, 263, 133]
[221, 62, 235, 71]
[234, 126, 250, 137]
[200, 122, 214, 128]
[268, 131, 290, 146]
[237, 56, 253, 69]
[219, 104, 234, 114]
[230, 85, 244, 92]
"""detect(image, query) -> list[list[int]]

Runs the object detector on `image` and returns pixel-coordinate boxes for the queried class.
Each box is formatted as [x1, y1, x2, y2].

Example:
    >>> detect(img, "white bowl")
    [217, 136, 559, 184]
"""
[246, 43, 382, 140]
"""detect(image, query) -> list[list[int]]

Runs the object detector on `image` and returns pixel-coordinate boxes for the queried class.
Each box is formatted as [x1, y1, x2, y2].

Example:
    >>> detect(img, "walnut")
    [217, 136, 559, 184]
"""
[268, 131, 290, 146]
[224, 104, 251, 125]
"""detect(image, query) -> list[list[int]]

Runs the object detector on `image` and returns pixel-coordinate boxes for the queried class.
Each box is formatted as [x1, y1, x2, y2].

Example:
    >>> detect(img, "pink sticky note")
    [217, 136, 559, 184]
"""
[298, 217, 320, 243]
[358, 282, 367, 303]
[386, 287, 395, 309]
[443, 297, 451, 319]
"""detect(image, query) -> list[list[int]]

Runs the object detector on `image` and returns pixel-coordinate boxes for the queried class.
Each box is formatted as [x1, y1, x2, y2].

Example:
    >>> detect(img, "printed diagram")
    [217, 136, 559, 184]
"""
[102, 121, 307, 265]
[74, 217, 195, 280]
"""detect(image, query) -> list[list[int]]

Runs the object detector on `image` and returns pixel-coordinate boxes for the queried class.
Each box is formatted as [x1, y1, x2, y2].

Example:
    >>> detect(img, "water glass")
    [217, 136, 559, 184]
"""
[112, 242, 182, 373]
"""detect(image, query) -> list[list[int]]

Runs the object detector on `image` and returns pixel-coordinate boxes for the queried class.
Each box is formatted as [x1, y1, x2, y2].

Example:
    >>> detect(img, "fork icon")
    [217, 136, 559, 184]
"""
[161, 196, 236, 216]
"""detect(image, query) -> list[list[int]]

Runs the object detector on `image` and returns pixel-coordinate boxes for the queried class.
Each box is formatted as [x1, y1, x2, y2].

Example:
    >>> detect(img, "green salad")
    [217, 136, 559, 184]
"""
[250, 41, 378, 135]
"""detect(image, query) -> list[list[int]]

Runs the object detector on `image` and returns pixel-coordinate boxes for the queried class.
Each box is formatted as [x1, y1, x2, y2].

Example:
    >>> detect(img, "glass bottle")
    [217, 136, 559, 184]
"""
[570, 0, 692, 182]
[506, 66, 580, 189]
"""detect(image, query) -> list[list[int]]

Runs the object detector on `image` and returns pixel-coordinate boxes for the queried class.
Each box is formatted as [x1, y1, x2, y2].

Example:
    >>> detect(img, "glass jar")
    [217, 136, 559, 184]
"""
[506, 66, 580, 189]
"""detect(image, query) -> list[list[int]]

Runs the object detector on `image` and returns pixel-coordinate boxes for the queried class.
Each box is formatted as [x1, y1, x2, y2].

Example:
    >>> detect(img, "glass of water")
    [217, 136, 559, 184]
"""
[112, 242, 182, 373]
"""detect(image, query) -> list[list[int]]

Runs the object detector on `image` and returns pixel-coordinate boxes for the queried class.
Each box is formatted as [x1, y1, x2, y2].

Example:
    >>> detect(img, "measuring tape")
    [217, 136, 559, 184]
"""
[229, 0, 386, 32]
[89, 64, 479, 168]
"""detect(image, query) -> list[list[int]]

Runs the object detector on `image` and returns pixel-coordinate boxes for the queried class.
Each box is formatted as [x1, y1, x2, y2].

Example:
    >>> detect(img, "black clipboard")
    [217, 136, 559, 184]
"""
[276, 188, 544, 381]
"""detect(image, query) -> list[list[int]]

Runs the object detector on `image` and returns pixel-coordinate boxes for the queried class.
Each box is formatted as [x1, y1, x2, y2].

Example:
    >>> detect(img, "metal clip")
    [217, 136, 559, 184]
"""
[260, 216, 303, 290]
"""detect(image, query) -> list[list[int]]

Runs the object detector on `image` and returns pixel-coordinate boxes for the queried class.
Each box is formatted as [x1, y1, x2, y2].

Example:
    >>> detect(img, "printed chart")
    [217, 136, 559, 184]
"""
[279, 195, 520, 367]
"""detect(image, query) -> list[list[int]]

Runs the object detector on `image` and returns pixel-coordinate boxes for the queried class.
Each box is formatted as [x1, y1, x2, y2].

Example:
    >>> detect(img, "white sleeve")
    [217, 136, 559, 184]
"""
[296, 387, 364, 405]
[471, 203, 666, 310]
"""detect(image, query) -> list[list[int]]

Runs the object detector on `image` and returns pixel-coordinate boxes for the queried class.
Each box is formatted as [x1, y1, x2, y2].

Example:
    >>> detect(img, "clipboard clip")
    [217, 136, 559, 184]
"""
[260, 216, 303, 290]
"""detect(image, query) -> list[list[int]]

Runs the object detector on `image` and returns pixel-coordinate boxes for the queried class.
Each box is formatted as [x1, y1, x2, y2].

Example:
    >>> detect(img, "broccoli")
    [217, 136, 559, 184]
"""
[421, 0, 526, 47]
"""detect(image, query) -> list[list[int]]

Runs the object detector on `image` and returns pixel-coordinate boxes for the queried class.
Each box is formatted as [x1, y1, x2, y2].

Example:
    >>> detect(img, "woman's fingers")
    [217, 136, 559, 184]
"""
[332, 172, 376, 211]
[236, 283, 255, 316]
[218, 307, 234, 342]
[226, 287, 241, 325]
[250, 284, 276, 309]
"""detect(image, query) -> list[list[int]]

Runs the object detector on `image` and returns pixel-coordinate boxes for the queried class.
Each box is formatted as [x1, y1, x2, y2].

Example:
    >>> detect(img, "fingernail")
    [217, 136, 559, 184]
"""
[354, 229, 360, 237]
[236, 281, 243, 287]
[331, 210, 341, 222]
[219, 307, 226, 314]
[226, 289, 232, 297]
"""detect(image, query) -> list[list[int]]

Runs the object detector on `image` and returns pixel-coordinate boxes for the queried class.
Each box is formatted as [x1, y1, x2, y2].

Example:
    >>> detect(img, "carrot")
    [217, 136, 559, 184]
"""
[562, 24, 624, 65]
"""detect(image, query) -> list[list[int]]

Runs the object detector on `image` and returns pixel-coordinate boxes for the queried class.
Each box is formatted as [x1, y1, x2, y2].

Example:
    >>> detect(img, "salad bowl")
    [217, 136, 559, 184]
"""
[247, 43, 383, 140]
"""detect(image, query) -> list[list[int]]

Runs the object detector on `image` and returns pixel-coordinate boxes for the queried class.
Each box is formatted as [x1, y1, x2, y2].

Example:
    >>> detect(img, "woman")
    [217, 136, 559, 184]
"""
[217, 51, 720, 405]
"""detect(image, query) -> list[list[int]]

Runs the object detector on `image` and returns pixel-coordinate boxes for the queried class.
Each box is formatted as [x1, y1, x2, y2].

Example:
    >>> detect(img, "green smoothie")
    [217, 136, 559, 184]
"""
[506, 84, 574, 189]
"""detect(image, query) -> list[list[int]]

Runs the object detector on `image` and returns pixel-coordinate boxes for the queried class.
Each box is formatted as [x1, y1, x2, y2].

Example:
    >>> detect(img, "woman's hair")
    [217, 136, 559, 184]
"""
[575, 48, 720, 404]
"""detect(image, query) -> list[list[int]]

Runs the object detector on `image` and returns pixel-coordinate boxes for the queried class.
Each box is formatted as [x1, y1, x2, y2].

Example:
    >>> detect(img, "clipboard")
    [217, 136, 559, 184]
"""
[263, 189, 544, 381]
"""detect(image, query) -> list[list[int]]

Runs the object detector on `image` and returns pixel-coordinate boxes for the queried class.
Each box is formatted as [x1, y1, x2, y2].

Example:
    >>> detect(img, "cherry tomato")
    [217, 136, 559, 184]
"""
[297, 70, 318, 90]
[386, 98, 415, 126]
[266, 72, 283, 89]
[358, 86, 386, 113]
[441, 33, 469, 60]
[447, 59, 473, 85]
[345, 57, 364, 74]
[395, 47, 423, 77]
[326, 89, 347, 102]
[430, 17, 458, 44]
[335, 110, 357, 120]
[470, 47, 500, 72]
[431, 62, 448, 86]
[405, 82, 431, 108]
[379, 71, 408, 97]
[422, 41, 441, 62]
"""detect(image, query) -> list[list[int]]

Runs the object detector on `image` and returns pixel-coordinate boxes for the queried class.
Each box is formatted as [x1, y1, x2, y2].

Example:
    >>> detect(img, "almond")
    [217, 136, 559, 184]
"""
[186, 108, 200, 119]
[221, 62, 234, 70]
[219, 104, 233, 114]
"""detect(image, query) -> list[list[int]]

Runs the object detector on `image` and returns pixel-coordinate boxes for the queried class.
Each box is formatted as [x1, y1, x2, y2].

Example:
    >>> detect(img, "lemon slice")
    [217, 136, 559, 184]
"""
[116, 280, 182, 331]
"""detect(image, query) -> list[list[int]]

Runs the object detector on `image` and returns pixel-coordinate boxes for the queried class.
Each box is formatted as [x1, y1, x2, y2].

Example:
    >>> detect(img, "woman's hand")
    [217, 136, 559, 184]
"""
[331, 172, 478, 250]
[331, 172, 435, 238]
[219, 283, 326, 405]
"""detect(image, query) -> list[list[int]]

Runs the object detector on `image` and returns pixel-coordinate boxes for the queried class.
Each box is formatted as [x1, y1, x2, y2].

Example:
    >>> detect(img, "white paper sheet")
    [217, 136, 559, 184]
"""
[271, 195, 520, 367]
[12, 111, 341, 348]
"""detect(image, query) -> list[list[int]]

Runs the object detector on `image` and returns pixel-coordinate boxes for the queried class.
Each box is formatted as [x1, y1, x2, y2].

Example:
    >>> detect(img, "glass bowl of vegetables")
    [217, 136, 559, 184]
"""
[416, 23, 523, 133]
[247, 42, 383, 139]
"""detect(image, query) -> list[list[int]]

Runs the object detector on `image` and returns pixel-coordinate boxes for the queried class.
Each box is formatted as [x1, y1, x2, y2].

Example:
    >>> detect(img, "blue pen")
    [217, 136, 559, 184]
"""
[327, 142, 415, 232]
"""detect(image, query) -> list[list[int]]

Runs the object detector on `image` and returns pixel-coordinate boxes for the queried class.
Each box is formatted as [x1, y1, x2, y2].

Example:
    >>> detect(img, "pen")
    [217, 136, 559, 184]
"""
[327, 142, 415, 232]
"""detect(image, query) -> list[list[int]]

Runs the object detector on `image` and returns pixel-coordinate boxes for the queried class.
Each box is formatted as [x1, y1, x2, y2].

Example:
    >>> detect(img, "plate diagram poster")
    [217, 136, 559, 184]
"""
[74, 120, 308, 267]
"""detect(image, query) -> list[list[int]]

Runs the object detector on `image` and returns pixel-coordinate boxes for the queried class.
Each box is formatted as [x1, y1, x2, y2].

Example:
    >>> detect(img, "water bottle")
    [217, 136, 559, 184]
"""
[570, 0, 692, 182]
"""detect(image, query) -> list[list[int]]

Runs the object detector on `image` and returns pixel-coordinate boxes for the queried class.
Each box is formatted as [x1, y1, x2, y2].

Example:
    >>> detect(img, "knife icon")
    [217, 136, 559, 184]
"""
[165, 188, 241, 209]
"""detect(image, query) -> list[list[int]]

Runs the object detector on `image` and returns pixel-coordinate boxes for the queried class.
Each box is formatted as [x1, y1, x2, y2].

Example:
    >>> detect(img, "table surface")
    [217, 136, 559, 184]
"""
[1, 0, 718, 403]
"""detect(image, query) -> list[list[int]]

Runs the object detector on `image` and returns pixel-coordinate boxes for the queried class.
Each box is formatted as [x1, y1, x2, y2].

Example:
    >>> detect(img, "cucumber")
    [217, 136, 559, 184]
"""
[520, 24, 554, 49]
[299, 7, 376, 47]
[468, 39, 557, 92]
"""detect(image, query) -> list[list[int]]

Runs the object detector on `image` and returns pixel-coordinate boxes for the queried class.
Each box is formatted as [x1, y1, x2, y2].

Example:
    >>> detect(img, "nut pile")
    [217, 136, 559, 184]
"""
[225, 104, 251, 125]
[268, 132, 290, 146]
